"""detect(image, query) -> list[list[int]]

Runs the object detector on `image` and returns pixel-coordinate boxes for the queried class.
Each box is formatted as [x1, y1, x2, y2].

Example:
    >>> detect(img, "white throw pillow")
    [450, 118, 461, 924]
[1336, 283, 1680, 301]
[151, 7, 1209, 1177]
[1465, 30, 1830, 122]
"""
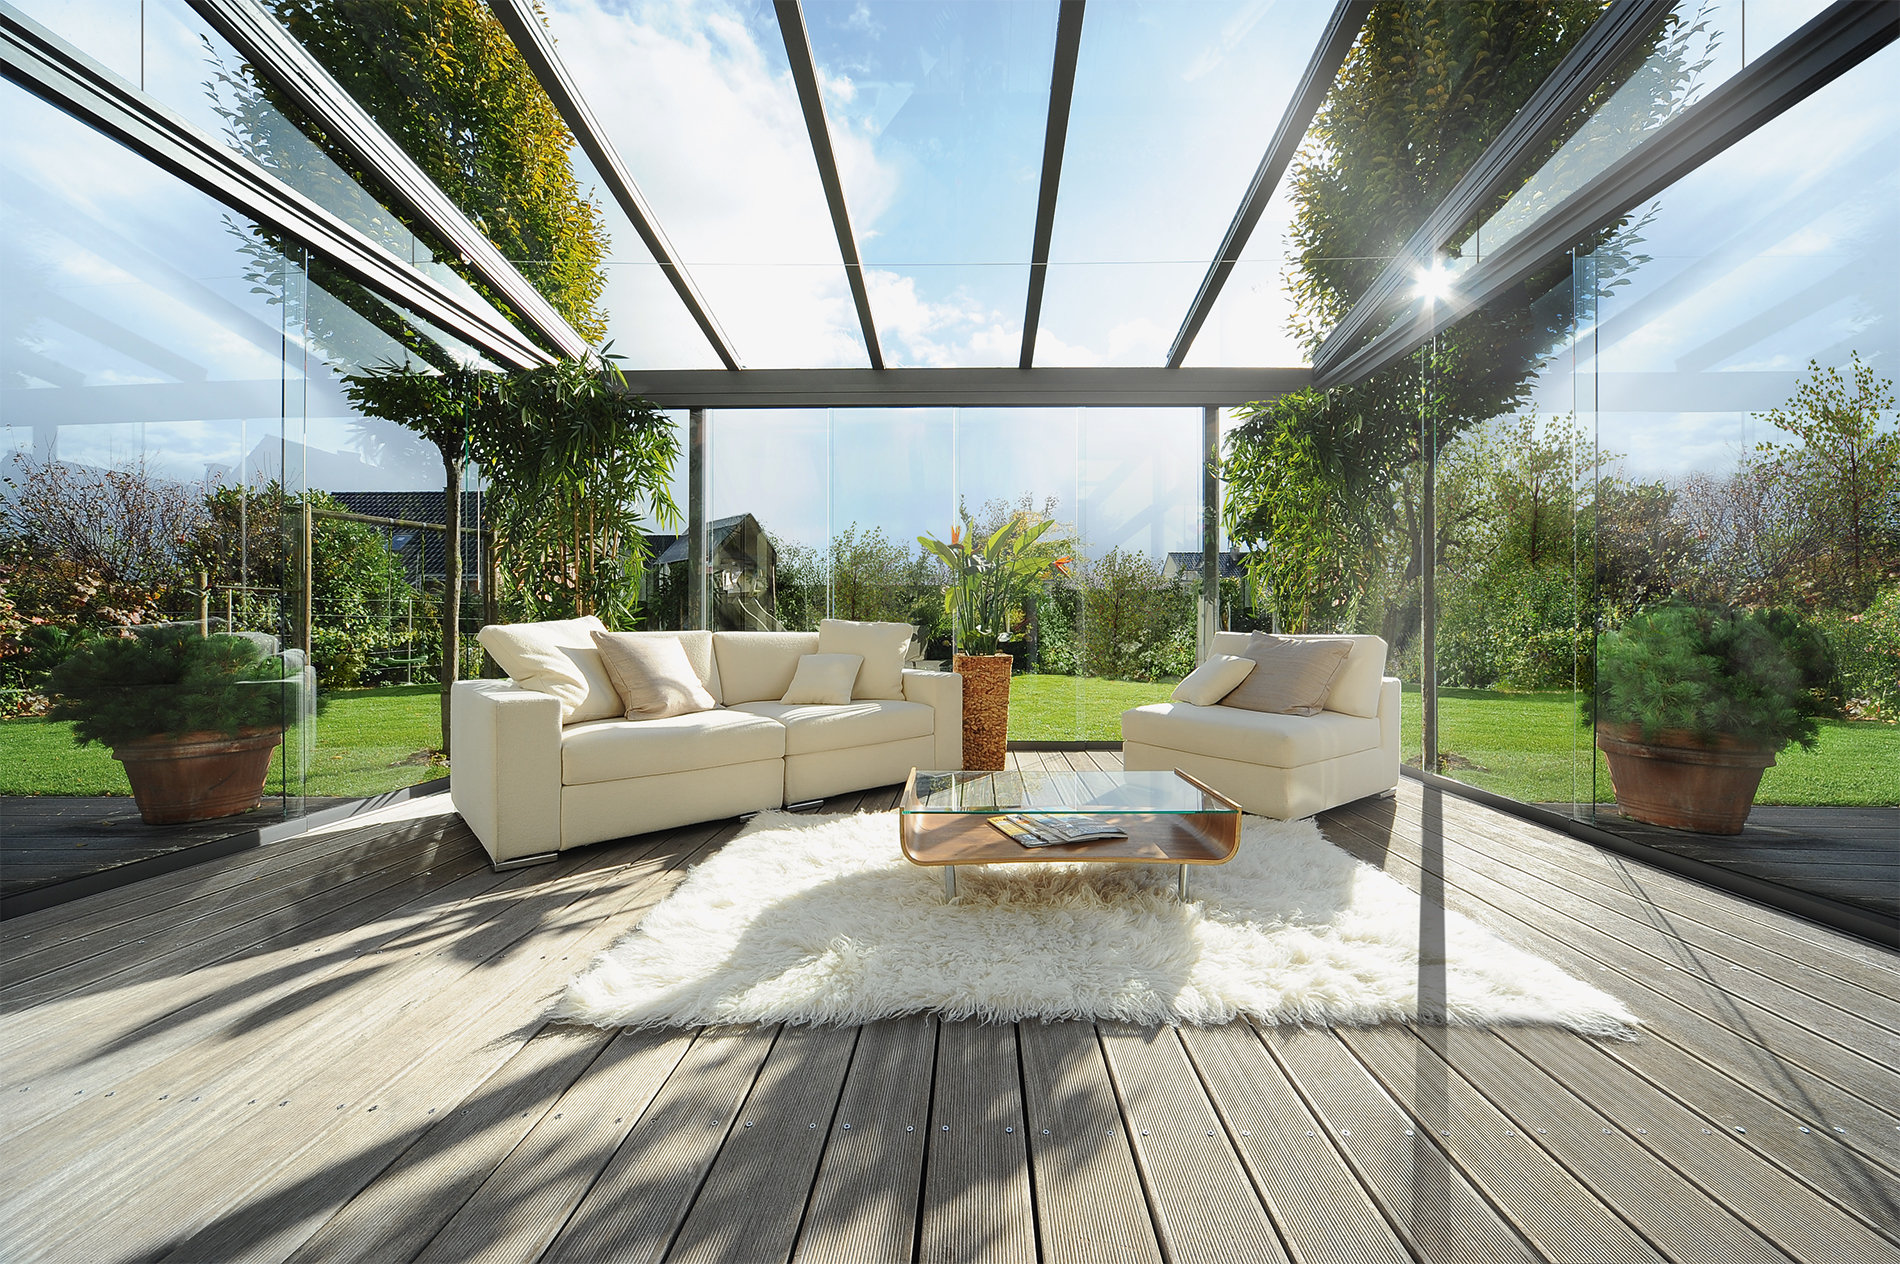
[476, 616, 619, 723]
[816, 618, 913, 700]
[1170, 654, 1257, 706]
[780, 653, 864, 706]
[591, 631, 717, 720]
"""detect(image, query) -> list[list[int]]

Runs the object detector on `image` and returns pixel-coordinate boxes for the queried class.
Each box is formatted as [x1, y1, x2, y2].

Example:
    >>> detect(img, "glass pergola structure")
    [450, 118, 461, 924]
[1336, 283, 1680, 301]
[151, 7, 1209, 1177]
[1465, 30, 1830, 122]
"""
[3, 0, 1896, 931]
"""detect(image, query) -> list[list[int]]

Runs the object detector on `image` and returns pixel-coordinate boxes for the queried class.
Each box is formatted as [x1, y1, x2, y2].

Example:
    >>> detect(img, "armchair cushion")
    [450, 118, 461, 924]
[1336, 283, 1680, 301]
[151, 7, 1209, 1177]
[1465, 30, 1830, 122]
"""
[1123, 701, 1381, 768]
[1170, 654, 1255, 706]
[1221, 634, 1351, 717]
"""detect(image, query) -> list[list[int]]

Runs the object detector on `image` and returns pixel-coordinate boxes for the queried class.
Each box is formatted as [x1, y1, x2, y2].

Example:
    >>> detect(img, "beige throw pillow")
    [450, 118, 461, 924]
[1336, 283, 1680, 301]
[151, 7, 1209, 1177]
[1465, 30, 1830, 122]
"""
[815, 619, 913, 699]
[1219, 634, 1352, 717]
[1170, 654, 1256, 706]
[476, 616, 619, 722]
[780, 653, 864, 705]
[592, 631, 717, 720]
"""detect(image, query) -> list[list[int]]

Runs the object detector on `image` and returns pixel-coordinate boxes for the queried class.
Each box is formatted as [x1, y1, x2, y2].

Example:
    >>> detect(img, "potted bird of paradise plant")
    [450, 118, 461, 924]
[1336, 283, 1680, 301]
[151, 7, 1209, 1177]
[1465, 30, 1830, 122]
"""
[919, 509, 1067, 770]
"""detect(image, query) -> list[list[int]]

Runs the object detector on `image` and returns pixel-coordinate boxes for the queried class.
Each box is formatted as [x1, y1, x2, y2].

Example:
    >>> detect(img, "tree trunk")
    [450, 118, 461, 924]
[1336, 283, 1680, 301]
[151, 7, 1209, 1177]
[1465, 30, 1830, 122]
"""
[440, 444, 463, 758]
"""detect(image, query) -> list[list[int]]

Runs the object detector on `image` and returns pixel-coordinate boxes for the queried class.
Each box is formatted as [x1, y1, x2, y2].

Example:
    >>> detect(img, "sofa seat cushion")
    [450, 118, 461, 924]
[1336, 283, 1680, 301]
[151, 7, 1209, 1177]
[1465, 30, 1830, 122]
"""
[1121, 702, 1380, 768]
[729, 699, 934, 757]
[560, 708, 785, 786]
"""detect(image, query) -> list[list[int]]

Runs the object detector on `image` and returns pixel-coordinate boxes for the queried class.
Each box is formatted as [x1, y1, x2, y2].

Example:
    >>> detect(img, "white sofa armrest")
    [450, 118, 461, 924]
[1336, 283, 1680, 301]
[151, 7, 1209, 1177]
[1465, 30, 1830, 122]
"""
[902, 669, 963, 771]
[450, 679, 563, 865]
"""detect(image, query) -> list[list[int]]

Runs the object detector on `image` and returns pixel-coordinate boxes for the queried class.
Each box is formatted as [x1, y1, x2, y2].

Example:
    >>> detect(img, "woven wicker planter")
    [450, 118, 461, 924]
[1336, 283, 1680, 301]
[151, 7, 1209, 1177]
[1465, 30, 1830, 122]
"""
[113, 726, 283, 825]
[953, 653, 1012, 772]
[1596, 723, 1776, 835]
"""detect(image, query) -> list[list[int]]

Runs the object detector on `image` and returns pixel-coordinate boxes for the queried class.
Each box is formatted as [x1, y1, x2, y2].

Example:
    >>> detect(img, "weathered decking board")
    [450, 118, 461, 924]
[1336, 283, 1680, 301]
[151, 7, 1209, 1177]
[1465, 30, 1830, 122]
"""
[2, 763, 1895, 1264]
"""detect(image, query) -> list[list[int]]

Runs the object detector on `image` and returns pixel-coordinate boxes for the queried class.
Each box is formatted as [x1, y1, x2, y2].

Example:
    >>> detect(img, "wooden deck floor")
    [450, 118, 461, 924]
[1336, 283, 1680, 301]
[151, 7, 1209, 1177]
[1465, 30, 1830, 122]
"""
[2, 752, 1896, 1264]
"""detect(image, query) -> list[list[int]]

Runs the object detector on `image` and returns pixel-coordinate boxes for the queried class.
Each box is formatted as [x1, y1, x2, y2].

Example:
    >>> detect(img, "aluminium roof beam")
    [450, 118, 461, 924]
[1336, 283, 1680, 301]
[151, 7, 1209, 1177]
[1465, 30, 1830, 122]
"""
[188, 0, 590, 361]
[1165, 0, 1373, 369]
[1019, 0, 1085, 370]
[774, 0, 883, 370]
[489, 0, 740, 370]
[613, 366, 1310, 410]
[1312, 0, 1898, 392]
[0, 4, 553, 369]
[1309, 0, 1676, 380]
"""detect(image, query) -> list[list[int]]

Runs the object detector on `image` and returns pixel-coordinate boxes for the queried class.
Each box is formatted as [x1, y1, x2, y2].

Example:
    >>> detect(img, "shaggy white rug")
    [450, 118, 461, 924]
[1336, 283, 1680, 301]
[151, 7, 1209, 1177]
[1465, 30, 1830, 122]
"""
[557, 810, 1637, 1035]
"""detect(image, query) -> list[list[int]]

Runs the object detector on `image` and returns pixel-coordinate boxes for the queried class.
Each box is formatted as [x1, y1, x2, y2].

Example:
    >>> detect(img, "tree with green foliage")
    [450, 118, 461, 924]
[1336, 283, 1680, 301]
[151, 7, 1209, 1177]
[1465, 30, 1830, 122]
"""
[1747, 354, 1900, 610]
[827, 525, 922, 624]
[474, 354, 681, 627]
[1225, 0, 1696, 636]
[267, 0, 610, 341]
[191, 484, 419, 687]
[341, 363, 503, 748]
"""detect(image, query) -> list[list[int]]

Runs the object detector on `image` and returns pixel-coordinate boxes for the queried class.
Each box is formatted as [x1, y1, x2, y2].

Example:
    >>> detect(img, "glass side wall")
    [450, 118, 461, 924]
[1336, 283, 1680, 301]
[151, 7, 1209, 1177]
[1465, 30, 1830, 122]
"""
[704, 408, 1204, 741]
[1422, 37, 1898, 921]
[1, 72, 478, 902]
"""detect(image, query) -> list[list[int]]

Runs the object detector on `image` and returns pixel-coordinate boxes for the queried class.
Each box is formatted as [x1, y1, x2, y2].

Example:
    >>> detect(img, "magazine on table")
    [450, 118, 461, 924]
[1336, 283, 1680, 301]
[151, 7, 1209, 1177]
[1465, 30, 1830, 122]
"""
[988, 812, 1127, 847]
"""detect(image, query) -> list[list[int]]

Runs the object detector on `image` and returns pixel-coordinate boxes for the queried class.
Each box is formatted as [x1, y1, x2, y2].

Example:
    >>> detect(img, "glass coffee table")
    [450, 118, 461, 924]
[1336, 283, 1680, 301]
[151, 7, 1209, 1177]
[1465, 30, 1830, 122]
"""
[899, 768, 1242, 900]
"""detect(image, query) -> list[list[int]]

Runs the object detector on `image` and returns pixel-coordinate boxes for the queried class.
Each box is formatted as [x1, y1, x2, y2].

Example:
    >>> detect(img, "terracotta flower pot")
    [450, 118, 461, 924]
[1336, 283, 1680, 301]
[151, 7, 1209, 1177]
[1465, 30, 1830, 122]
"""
[113, 726, 284, 825]
[1595, 722, 1776, 835]
[953, 653, 1012, 772]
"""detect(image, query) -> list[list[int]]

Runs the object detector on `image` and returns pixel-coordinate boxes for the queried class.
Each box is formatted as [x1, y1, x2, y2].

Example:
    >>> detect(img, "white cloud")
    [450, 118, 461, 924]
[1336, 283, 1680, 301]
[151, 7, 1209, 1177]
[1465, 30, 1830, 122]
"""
[545, 0, 893, 368]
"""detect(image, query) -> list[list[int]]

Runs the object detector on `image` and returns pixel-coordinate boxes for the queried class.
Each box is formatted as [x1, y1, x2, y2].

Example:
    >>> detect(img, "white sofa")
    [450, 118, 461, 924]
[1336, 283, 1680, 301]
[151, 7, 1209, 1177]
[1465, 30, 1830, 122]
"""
[451, 629, 962, 867]
[1121, 632, 1400, 819]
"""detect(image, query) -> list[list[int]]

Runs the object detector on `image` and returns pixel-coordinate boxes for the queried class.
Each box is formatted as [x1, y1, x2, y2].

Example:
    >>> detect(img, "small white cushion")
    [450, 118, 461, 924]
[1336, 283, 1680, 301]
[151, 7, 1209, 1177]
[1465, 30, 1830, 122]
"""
[816, 618, 914, 700]
[1171, 654, 1256, 706]
[592, 630, 717, 720]
[780, 653, 863, 705]
[476, 616, 618, 723]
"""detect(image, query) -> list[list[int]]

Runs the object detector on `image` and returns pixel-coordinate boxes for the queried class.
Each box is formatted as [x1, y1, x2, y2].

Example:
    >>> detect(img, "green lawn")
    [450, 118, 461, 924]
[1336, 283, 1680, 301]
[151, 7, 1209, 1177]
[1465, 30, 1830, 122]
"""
[1006, 674, 1896, 807]
[1, 683, 447, 800]
[7, 677, 1892, 808]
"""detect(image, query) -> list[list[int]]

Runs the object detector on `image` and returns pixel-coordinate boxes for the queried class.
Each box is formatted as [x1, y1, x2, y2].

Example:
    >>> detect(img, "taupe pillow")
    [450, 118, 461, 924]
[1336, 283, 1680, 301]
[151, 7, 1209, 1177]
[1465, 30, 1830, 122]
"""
[591, 631, 717, 720]
[1219, 633, 1352, 717]
[780, 653, 863, 705]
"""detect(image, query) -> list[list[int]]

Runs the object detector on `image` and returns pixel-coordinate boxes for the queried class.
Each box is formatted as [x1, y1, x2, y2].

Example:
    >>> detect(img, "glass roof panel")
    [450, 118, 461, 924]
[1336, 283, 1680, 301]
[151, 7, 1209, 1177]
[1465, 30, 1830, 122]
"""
[803, 0, 1058, 367]
[536, 0, 868, 369]
[1181, 181, 1305, 367]
[1033, 0, 1340, 367]
[562, 146, 724, 369]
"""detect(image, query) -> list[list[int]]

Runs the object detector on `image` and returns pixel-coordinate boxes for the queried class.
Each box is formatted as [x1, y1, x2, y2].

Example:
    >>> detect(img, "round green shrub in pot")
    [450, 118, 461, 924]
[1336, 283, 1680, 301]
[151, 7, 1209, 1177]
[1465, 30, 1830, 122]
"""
[1589, 604, 1833, 834]
[48, 626, 302, 824]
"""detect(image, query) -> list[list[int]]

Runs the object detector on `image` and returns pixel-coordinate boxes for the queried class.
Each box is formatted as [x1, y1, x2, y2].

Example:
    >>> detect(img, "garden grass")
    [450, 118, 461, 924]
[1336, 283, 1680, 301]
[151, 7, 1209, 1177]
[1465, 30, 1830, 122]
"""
[7, 677, 1892, 808]
[1, 683, 447, 800]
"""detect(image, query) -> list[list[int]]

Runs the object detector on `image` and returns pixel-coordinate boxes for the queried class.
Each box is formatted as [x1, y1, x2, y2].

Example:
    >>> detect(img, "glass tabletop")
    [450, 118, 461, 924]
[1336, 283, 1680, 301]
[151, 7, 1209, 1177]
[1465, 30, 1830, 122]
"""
[901, 769, 1232, 816]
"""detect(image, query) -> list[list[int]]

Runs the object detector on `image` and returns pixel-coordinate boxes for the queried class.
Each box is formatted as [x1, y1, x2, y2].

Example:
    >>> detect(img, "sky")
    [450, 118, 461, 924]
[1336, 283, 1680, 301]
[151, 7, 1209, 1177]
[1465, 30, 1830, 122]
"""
[3, 0, 1896, 553]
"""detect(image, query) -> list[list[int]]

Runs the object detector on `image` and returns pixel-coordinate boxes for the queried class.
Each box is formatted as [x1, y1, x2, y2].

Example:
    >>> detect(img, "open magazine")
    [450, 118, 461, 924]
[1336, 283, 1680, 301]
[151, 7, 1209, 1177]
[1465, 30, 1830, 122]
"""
[988, 813, 1128, 848]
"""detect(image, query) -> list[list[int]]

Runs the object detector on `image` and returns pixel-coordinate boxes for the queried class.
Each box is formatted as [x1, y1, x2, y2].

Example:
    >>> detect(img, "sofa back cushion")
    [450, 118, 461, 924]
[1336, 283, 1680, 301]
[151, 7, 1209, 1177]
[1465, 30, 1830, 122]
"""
[1208, 631, 1388, 718]
[713, 631, 821, 704]
[816, 619, 914, 699]
[477, 616, 620, 723]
